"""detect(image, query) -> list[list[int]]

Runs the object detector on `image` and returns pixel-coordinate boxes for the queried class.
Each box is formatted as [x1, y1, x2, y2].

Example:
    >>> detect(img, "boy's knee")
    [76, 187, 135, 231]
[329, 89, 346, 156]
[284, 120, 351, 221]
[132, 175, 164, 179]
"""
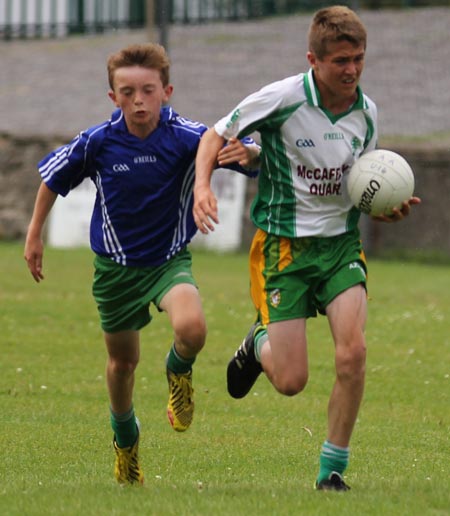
[336, 343, 366, 381]
[274, 373, 308, 397]
[108, 356, 138, 377]
[174, 314, 207, 353]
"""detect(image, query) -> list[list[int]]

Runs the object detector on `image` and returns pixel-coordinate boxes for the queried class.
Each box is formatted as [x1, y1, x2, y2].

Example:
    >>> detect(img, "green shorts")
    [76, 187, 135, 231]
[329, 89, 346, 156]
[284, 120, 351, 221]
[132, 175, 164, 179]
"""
[92, 248, 197, 333]
[249, 228, 367, 325]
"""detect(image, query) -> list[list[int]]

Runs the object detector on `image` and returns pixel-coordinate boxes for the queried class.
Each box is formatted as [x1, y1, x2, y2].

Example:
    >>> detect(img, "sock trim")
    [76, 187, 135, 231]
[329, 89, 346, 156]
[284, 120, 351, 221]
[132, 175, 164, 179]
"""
[254, 330, 268, 363]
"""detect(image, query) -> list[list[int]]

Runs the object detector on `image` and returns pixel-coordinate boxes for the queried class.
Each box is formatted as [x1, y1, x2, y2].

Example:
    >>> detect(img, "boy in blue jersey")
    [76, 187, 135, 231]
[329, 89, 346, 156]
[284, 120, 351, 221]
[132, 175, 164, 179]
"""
[194, 6, 420, 491]
[24, 43, 260, 485]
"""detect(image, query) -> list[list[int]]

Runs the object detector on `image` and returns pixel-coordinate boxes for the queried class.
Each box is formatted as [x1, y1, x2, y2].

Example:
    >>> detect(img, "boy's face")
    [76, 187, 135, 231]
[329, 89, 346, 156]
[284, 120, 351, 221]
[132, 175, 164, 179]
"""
[108, 66, 173, 138]
[307, 40, 365, 110]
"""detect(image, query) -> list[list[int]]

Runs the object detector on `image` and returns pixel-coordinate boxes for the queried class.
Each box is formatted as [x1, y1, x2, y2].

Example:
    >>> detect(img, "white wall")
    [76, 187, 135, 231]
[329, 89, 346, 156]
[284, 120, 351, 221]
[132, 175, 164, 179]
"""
[0, 0, 131, 38]
[47, 171, 247, 252]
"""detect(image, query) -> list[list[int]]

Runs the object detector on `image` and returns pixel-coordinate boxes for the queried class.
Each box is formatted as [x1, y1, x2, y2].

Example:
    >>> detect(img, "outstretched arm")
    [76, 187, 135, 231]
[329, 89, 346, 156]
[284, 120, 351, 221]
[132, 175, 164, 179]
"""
[217, 137, 260, 170]
[24, 182, 58, 282]
[193, 128, 226, 234]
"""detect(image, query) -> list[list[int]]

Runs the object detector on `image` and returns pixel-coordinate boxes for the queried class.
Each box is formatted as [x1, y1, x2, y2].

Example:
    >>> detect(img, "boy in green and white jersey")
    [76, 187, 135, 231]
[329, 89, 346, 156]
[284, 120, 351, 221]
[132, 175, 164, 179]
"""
[218, 67, 378, 238]
[193, 6, 420, 491]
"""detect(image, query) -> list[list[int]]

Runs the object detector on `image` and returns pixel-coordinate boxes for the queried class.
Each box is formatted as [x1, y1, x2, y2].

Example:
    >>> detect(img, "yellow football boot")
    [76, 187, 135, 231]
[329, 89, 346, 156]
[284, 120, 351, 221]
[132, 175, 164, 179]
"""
[166, 369, 194, 432]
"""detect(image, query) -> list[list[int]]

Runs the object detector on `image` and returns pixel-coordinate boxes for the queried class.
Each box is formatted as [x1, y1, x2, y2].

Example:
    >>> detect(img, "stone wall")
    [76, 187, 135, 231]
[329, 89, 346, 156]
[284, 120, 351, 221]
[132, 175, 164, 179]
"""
[241, 145, 450, 260]
[363, 146, 450, 258]
[0, 133, 65, 240]
[1, 133, 449, 261]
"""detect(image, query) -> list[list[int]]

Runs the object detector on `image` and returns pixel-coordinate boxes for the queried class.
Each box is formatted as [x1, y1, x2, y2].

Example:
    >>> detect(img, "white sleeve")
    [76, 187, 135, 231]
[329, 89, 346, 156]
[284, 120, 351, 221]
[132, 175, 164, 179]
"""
[214, 76, 300, 139]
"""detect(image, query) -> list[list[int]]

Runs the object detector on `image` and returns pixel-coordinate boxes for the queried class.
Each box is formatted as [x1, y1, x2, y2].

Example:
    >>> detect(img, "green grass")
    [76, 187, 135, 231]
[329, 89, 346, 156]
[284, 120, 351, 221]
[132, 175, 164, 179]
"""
[1, 242, 449, 516]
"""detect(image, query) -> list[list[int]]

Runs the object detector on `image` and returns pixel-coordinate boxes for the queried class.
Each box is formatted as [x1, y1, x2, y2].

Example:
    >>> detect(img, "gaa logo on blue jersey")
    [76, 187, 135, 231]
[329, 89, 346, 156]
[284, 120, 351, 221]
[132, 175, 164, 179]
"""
[112, 163, 130, 172]
[296, 138, 315, 148]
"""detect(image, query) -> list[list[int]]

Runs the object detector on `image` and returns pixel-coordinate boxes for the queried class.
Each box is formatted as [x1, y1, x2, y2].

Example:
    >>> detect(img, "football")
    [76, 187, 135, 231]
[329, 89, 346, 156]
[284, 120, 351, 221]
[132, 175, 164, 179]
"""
[347, 149, 415, 216]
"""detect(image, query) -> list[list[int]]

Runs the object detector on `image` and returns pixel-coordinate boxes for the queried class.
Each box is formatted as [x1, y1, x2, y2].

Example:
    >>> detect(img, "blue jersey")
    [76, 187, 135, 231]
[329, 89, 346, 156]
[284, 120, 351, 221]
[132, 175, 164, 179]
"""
[39, 107, 257, 267]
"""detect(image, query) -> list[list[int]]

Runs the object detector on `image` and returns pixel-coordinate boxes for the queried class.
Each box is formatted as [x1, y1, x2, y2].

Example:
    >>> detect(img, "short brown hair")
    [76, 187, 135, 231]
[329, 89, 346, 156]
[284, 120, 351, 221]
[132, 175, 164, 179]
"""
[107, 43, 171, 90]
[308, 6, 367, 60]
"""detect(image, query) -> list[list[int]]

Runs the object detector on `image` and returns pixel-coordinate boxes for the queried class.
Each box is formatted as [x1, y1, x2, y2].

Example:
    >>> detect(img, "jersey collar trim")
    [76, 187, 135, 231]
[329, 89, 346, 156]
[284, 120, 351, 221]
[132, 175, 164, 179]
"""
[160, 105, 176, 123]
[304, 68, 367, 111]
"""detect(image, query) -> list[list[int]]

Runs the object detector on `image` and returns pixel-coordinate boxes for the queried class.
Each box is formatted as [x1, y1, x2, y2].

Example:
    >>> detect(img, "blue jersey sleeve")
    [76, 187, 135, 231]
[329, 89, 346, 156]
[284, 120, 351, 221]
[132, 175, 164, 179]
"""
[38, 130, 98, 196]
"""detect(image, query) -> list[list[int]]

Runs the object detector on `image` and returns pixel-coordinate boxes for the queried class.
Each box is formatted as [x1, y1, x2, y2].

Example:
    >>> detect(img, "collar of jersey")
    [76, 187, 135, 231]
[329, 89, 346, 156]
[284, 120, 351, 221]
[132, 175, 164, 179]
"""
[304, 68, 366, 113]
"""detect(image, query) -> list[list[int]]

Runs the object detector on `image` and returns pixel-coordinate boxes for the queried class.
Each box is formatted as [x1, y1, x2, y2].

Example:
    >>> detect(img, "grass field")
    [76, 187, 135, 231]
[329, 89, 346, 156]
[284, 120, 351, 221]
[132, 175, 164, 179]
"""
[1, 242, 449, 516]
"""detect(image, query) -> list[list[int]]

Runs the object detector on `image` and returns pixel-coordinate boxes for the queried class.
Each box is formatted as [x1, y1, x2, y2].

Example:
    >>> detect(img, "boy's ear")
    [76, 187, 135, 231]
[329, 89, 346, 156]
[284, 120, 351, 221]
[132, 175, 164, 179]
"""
[163, 84, 174, 103]
[108, 89, 119, 106]
[307, 51, 316, 67]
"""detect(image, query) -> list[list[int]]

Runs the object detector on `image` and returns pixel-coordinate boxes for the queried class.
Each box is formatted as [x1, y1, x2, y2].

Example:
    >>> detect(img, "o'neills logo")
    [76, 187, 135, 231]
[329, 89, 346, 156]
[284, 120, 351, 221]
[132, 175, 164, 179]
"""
[358, 179, 381, 214]
[134, 155, 157, 164]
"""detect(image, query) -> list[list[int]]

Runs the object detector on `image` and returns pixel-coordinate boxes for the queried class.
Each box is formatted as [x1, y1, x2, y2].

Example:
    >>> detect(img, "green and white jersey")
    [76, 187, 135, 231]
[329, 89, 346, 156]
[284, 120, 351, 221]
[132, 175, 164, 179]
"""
[215, 69, 378, 238]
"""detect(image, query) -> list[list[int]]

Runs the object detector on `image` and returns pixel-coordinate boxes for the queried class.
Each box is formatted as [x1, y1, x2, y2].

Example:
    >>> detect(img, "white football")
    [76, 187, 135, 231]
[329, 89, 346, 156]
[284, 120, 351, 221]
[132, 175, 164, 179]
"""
[347, 149, 415, 216]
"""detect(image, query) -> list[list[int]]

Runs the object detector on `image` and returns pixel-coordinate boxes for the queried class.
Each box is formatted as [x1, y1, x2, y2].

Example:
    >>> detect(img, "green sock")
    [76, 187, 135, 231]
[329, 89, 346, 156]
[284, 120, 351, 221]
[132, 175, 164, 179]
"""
[254, 328, 268, 363]
[317, 440, 349, 483]
[166, 343, 195, 374]
[110, 406, 138, 448]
